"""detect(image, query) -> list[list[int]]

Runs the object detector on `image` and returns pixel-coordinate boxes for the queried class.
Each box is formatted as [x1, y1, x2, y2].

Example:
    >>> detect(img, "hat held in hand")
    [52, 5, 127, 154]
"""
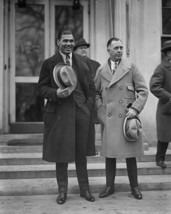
[123, 116, 142, 142]
[53, 63, 77, 93]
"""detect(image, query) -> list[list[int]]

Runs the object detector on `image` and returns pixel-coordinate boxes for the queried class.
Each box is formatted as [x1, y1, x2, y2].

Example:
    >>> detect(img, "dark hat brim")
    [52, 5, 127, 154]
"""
[161, 46, 171, 52]
[73, 43, 90, 51]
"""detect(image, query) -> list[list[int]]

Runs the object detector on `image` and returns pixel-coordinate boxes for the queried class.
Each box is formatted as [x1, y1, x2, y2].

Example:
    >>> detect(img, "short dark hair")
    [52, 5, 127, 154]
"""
[107, 37, 122, 47]
[57, 30, 74, 40]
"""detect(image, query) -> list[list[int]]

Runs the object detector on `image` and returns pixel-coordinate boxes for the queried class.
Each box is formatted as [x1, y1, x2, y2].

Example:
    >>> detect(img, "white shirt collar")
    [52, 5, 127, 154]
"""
[60, 51, 72, 65]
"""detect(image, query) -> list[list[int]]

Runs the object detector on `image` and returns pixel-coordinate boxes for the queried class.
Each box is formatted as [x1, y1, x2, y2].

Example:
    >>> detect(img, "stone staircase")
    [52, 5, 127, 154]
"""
[0, 131, 171, 196]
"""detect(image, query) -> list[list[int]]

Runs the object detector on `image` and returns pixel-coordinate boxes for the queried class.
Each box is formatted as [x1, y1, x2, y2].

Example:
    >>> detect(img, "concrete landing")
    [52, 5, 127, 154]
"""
[1, 175, 171, 196]
[1, 191, 171, 214]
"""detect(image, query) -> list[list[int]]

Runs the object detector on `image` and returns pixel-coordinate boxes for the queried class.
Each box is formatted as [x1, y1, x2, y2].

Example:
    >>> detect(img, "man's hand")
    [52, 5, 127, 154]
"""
[126, 108, 138, 118]
[56, 88, 70, 98]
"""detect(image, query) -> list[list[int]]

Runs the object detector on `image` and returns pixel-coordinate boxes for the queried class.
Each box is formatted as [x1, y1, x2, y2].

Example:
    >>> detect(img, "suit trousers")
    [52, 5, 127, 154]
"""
[156, 140, 169, 162]
[56, 104, 91, 193]
[105, 157, 138, 188]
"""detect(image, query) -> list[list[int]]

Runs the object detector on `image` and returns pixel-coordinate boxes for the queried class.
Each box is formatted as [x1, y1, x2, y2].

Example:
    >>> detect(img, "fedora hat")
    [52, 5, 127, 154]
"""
[53, 63, 77, 93]
[73, 38, 90, 51]
[161, 40, 171, 52]
[123, 116, 142, 142]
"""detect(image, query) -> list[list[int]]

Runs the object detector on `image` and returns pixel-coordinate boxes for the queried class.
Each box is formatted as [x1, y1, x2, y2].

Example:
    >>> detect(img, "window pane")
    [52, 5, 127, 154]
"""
[162, 8, 171, 34]
[16, 83, 44, 122]
[55, 5, 83, 41]
[15, 4, 44, 76]
[162, 0, 171, 7]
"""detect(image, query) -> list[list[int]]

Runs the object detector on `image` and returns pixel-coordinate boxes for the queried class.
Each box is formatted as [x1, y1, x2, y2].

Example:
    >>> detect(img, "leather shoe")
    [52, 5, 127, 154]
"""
[56, 192, 67, 204]
[131, 187, 142, 200]
[99, 186, 114, 198]
[80, 190, 95, 202]
[156, 161, 167, 169]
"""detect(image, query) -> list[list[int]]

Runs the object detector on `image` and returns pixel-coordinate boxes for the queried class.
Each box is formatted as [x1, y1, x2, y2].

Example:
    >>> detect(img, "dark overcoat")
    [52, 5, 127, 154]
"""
[150, 58, 171, 142]
[38, 52, 96, 162]
[88, 58, 100, 79]
[95, 59, 148, 158]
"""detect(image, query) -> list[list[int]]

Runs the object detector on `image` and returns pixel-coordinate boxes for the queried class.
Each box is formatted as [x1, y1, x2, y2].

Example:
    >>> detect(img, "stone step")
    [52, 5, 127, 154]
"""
[0, 153, 106, 165]
[0, 175, 171, 196]
[0, 162, 171, 179]
[0, 129, 101, 145]
[0, 143, 101, 153]
[0, 142, 145, 154]
[0, 145, 43, 153]
[0, 147, 171, 165]
[0, 141, 148, 153]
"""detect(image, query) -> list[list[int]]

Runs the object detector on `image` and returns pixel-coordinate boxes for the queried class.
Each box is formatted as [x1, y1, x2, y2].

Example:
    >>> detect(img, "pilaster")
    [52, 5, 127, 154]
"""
[0, 0, 4, 133]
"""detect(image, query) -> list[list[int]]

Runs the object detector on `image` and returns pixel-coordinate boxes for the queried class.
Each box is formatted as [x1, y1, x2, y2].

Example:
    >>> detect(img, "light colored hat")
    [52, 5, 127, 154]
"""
[123, 116, 142, 142]
[53, 63, 77, 93]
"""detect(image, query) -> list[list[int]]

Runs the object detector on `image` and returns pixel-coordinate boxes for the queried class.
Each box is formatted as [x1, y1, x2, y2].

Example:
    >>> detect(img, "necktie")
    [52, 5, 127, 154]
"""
[66, 54, 70, 66]
[112, 62, 117, 75]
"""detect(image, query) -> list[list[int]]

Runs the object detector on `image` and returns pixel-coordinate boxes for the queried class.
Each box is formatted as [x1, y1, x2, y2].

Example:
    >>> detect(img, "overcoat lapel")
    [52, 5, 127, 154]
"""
[72, 53, 85, 81]
[108, 59, 131, 87]
[72, 53, 88, 93]
[101, 62, 113, 82]
[49, 52, 64, 68]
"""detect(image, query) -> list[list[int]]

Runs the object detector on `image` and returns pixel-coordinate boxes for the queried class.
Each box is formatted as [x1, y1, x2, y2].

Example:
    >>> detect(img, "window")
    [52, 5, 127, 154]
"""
[162, 0, 171, 48]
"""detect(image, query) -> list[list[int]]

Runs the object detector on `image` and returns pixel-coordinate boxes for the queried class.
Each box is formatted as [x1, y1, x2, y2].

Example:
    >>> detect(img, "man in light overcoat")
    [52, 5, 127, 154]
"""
[94, 37, 148, 200]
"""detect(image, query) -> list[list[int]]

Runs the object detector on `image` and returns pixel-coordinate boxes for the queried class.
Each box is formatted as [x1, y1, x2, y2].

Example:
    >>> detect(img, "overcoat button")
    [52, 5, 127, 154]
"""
[119, 86, 123, 90]
[119, 114, 122, 117]
[119, 100, 123, 103]
[108, 114, 112, 117]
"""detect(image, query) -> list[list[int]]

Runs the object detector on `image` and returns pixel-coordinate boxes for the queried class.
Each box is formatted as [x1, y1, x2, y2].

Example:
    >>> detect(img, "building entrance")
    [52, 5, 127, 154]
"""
[9, 0, 89, 133]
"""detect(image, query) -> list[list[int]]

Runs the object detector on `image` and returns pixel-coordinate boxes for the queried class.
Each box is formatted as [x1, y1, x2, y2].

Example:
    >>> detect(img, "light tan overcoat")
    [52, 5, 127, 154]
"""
[95, 59, 148, 158]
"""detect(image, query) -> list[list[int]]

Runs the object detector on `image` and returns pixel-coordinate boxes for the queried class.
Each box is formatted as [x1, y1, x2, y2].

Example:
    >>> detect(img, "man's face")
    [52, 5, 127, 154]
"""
[75, 46, 88, 57]
[57, 34, 75, 55]
[166, 50, 171, 61]
[107, 40, 123, 61]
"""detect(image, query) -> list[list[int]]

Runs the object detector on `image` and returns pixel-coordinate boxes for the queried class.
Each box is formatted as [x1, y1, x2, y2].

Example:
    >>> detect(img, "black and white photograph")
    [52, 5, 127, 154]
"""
[0, 0, 171, 213]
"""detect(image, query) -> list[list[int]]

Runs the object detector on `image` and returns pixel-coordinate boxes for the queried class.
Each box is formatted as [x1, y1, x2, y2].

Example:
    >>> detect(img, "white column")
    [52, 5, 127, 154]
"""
[114, 0, 127, 58]
[0, 0, 4, 133]
[95, 0, 111, 64]
[89, 0, 96, 59]
[129, 0, 161, 145]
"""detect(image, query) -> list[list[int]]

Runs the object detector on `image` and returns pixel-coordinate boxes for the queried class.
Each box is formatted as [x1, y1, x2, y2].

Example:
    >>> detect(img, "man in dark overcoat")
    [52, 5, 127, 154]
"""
[74, 38, 100, 124]
[150, 40, 171, 169]
[74, 38, 100, 79]
[38, 30, 96, 204]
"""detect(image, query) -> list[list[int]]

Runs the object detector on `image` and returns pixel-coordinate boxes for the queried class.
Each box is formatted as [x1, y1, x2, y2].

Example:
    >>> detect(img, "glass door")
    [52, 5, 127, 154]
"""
[10, 0, 49, 125]
[9, 0, 89, 133]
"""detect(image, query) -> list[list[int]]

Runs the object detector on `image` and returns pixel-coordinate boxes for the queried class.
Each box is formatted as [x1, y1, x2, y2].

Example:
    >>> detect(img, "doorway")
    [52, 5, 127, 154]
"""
[9, 0, 89, 133]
